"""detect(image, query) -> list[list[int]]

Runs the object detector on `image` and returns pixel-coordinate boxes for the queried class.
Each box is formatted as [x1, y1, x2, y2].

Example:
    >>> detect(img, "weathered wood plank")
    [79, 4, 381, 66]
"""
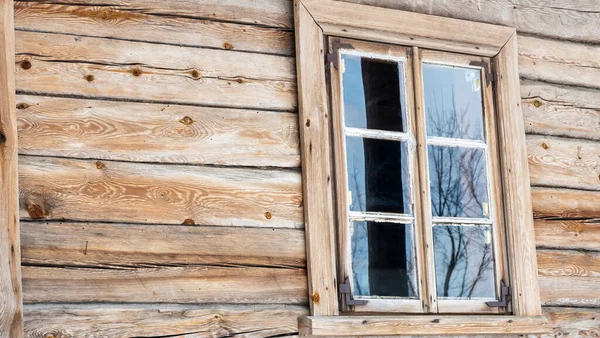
[16, 95, 300, 167]
[20, 221, 306, 268]
[339, 0, 600, 43]
[537, 249, 600, 278]
[541, 307, 600, 338]
[18, 156, 304, 228]
[14, 1, 294, 55]
[15, 31, 295, 82]
[0, 0, 23, 336]
[22, 266, 308, 304]
[521, 81, 600, 141]
[519, 36, 600, 90]
[23, 303, 307, 338]
[532, 187, 600, 219]
[535, 219, 599, 251]
[17, 0, 294, 29]
[539, 276, 600, 307]
[15, 34, 296, 111]
[527, 135, 600, 191]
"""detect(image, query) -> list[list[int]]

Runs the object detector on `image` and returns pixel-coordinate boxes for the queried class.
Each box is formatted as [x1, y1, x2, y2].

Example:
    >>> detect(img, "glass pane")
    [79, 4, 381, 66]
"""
[423, 63, 485, 140]
[351, 221, 417, 298]
[433, 225, 496, 299]
[342, 53, 406, 132]
[346, 136, 411, 214]
[428, 145, 489, 218]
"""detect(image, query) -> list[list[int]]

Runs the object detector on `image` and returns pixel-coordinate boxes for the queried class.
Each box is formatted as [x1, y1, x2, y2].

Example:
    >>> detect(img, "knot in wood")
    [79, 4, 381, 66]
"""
[532, 99, 543, 108]
[20, 60, 32, 70]
[264, 211, 272, 219]
[94, 161, 106, 170]
[179, 116, 194, 125]
[223, 42, 234, 50]
[131, 68, 142, 77]
[27, 204, 46, 219]
[0, 131, 6, 145]
[85, 74, 95, 82]
[541, 142, 549, 150]
[190, 70, 200, 79]
[182, 218, 195, 225]
[311, 291, 320, 304]
[16, 103, 30, 110]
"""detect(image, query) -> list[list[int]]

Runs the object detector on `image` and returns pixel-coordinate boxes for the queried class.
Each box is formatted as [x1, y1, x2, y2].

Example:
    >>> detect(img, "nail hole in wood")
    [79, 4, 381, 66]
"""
[20, 60, 32, 70]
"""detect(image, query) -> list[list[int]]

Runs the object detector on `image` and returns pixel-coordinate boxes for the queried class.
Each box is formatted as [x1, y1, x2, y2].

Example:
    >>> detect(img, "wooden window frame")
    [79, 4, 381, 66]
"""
[294, 0, 547, 335]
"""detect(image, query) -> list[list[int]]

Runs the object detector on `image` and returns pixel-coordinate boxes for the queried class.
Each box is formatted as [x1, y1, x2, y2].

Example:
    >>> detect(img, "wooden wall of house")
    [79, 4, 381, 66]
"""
[13, 0, 598, 337]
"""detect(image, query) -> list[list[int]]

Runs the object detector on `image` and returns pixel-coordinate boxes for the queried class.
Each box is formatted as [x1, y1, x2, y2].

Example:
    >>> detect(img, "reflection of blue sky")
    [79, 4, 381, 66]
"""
[423, 64, 484, 140]
[342, 54, 368, 129]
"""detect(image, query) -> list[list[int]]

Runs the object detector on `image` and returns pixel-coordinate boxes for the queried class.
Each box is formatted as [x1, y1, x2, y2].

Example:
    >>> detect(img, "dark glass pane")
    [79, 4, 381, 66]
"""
[428, 145, 489, 218]
[423, 63, 485, 140]
[352, 221, 417, 297]
[346, 137, 411, 214]
[342, 53, 406, 132]
[433, 225, 496, 298]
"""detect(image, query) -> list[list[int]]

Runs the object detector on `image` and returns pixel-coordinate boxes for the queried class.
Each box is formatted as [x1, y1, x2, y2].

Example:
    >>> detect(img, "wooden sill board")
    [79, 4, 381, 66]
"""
[299, 315, 550, 336]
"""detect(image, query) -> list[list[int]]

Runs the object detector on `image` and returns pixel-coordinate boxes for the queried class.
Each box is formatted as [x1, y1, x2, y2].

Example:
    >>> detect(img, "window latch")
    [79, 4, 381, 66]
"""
[469, 60, 495, 86]
[486, 280, 511, 307]
[339, 277, 368, 306]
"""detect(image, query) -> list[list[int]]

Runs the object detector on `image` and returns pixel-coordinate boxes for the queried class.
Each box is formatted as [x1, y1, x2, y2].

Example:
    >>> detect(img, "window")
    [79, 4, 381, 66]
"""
[331, 40, 508, 314]
[295, 0, 548, 336]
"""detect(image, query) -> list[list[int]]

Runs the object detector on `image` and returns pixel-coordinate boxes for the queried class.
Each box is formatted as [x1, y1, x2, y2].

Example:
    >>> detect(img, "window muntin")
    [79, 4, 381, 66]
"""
[331, 40, 508, 314]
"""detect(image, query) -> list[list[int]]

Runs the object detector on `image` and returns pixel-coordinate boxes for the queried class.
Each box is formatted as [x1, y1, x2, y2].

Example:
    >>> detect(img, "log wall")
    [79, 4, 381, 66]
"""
[14, 0, 599, 337]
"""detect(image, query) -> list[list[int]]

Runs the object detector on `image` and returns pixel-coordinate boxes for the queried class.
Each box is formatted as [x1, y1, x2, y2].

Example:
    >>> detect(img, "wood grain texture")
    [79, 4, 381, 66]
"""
[527, 135, 600, 191]
[532, 187, 600, 220]
[537, 249, 600, 278]
[18, 155, 304, 228]
[15, 33, 296, 111]
[0, 0, 23, 336]
[521, 81, 600, 141]
[20, 221, 306, 269]
[518, 35, 600, 89]
[535, 219, 600, 251]
[339, 0, 600, 43]
[494, 33, 541, 316]
[300, 315, 550, 336]
[540, 307, 600, 338]
[14, 1, 294, 55]
[294, 0, 339, 316]
[23, 303, 307, 338]
[539, 276, 600, 307]
[16, 95, 300, 167]
[22, 266, 308, 304]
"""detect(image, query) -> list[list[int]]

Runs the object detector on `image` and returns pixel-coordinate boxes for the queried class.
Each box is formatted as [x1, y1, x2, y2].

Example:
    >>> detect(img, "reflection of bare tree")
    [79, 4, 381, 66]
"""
[427, 86, 494, 298]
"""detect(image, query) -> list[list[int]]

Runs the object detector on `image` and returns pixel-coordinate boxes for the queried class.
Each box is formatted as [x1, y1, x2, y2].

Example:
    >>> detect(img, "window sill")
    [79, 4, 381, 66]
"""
[299, 315, 550, 336]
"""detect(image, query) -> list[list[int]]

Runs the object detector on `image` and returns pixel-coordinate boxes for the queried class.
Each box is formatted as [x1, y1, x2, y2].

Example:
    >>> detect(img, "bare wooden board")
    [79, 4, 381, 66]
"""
[527, 135, 600, 191]
[0, 0, 23, 336]
[14, 1, 294, 55]
[15, 35, 296, 111]
[18, 155, 304, 228]
[338, 0, 600, 43]
[22, 265, 308, 304]
[521, 81, 600, 141]
[537, 249, 600, 278]
[518, 35, 600, 89]
[541, 307, 600, 338]
[532, 187, 600, 219]
[24, 303, 307, 338]
[20, 221, 306, 269]
[16, 95, 300, 167]
[539, 276, 600, 307]
[535, 219, 600, 251]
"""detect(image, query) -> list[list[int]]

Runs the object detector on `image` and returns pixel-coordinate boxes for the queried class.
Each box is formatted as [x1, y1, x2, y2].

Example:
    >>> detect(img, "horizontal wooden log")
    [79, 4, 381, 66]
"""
[527, 135, 600, 191]
[18, 156, 304, 228]
[535, 219, 600, 251]
[14, 2, 294, 55]
[532, 187, 600, 219]
[539, 276, 600, 307]
[338, 0, 600, 43]
[521, 81, 600, 141]
[541, 307, 600, 338]
[16, 95, 300, 167]
[17, 0, 294, 29]
[15, 39, 296, 111]
[22, 266, 308, 304]
[518, 35, 600, 89]
[15, 31, 295, 82]
[20, 221, 306, 268]
[537, 249, 600, 278]
[24, 303, 307, 338]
